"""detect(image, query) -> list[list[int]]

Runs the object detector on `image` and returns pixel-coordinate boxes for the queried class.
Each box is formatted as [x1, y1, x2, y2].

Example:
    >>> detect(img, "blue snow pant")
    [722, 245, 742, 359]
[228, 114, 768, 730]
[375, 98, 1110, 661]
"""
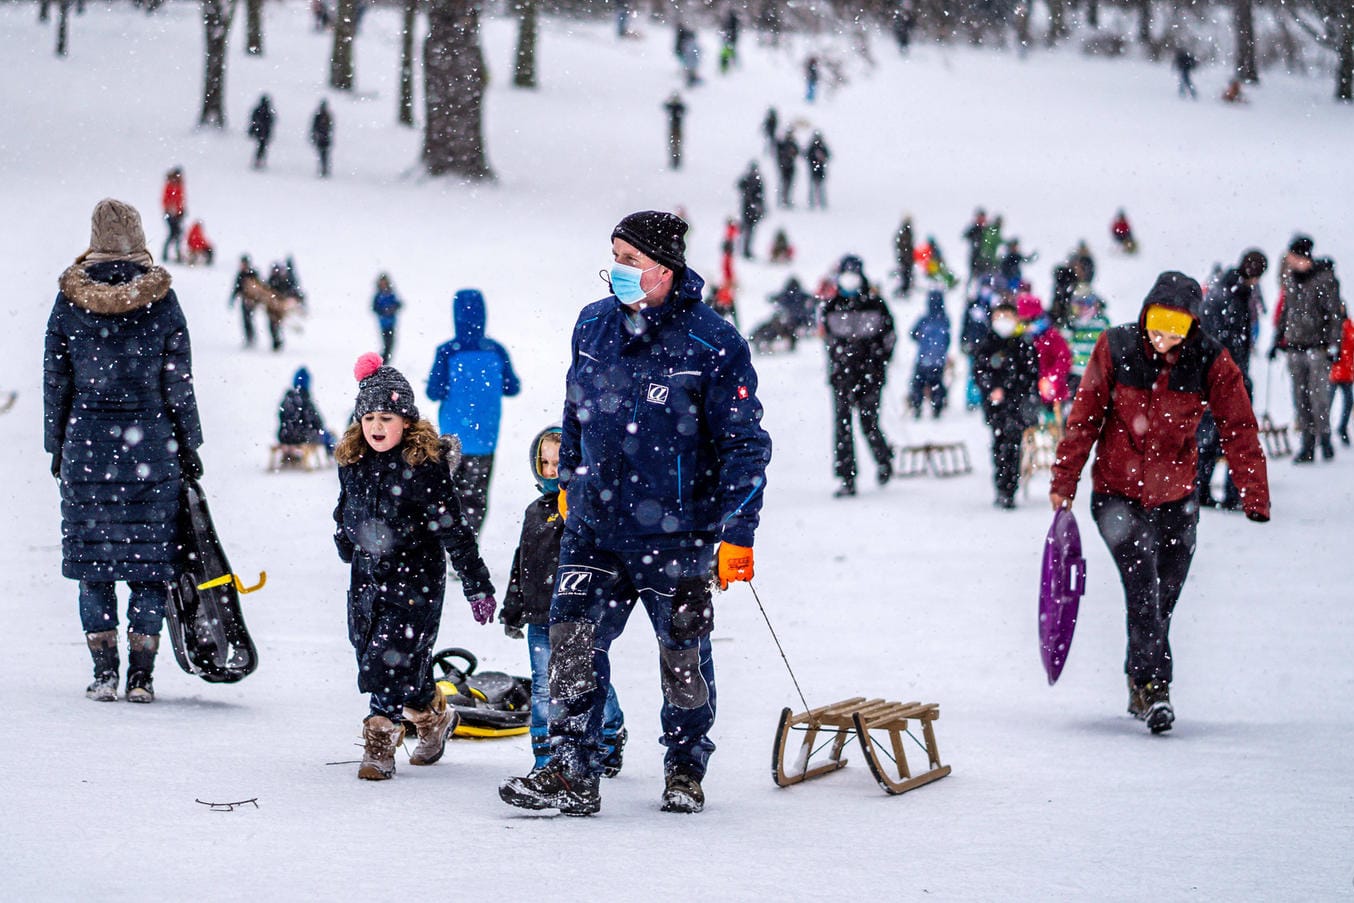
[527, 622, 625, 768]
[79, 580, 167, 635]
[548, 528, 717, 779]
[909, 363, 947, 415]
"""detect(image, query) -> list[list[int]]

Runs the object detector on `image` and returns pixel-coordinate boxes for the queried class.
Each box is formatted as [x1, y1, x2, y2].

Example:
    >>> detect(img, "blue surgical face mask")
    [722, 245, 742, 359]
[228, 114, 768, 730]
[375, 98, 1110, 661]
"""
[610, 262, 659, 305]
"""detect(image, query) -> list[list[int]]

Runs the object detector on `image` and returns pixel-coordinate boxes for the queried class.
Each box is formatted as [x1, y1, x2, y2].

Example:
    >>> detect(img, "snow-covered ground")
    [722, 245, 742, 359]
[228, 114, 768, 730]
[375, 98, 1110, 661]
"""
[2, 4, 1353, 900]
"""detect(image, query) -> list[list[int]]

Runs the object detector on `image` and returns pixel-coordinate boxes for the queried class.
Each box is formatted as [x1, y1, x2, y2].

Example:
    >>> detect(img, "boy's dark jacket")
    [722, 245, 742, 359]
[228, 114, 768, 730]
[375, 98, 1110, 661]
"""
[334, 445, 494, 605]
[500, 492, 564, 629]
[972, 331, 1041, 430]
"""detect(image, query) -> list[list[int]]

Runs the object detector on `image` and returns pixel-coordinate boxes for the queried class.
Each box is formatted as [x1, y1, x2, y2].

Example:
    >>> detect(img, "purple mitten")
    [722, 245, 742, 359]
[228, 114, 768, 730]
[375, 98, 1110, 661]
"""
[469, 594, 497, 626]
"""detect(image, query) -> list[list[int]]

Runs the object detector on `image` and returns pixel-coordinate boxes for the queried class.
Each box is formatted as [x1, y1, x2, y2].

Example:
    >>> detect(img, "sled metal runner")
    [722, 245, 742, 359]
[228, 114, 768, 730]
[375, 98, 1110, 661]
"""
[895, 442, 973, 478]
[772, 697, 951, 796]
[1257, 414, 1292, 459]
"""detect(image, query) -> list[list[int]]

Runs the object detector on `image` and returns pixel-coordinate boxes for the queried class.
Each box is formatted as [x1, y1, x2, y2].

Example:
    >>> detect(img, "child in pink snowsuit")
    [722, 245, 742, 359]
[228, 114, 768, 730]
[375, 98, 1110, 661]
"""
[1017, 293, 1072, 410]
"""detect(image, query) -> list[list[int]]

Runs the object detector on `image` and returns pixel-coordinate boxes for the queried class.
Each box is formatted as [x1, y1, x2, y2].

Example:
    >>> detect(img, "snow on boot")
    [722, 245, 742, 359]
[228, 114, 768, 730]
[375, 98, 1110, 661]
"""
[1143, 682, 1174, 734]
[600, 726, 628, 779]
[358, 715, 405, 781]
[499, 762, 600, 816]
[125, 633, 159, 704]
[85, 629, 119, 702]
[403, 689, 457, 767]
[661, 768, 705, 813]
[1126, 676, 1148, 720]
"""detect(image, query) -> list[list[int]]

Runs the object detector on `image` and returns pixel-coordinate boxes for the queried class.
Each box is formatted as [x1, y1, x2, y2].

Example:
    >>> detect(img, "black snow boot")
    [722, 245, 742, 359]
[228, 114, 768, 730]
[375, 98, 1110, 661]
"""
[1320, 434, 1335, 460]
[600, 726, 628, 779]
[499, 762, 600, 816]
[125, 633, 159, 704]
[1294, 434, 1315, 464]
[1143, 681, 1174, 734]
[662, 767, 705, 813]
[833, 479, 856, 498]
[85, 630, 119, 702]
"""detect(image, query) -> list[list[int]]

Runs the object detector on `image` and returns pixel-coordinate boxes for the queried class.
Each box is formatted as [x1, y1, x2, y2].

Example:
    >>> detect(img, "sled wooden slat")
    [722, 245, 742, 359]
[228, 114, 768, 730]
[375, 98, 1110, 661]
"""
[772, 697, 951, 796]
[896, 442, 973, 479]
[1258, 414, 1292, 459]
[268, 443, 327, 472]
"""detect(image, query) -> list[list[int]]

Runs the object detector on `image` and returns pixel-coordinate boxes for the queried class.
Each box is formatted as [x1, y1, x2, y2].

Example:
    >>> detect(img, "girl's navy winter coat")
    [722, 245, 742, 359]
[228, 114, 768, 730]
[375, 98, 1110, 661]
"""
[560, 267, 771, 551]
[44, 261, 203, 582]
[334, 444, 493, 692]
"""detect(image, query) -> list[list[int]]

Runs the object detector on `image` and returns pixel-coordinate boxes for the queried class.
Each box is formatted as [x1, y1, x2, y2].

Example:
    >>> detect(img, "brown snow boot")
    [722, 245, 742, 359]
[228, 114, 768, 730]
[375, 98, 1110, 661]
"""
[403, 688, 458, 766]
[358, 716, 405, 780]
[85, 630, 119, 701]
[1126, 676, 1148, 720]
[125, 633, 159, 703]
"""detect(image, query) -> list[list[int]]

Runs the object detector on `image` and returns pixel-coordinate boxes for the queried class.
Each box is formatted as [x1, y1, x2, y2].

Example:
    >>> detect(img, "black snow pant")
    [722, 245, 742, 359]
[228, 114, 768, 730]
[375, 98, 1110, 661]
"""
[988, 414, 1024, 501]
[1091, 493, 1198, 687]
[379, 325, 396, 363]
[253, 138, 270, 168]
[668, 129, 682, 169]
[807, 175, 827, 209]
[453, 453, 494, 536]
[833, 383, 891, 483]
[240, 300, 257, 346]
[317, 144, 331, 177]
[162, 213, 183, 263]
[740, 216, 759, 258]
[1197, 371, 1250, 505]
[348, 559, 443, 720]
[777, 168, 794, 207]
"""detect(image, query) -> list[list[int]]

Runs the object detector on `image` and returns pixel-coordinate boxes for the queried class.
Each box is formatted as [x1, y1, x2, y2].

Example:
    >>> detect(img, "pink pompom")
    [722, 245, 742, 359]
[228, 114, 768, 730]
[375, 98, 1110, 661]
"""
[353, 352, 384, 382]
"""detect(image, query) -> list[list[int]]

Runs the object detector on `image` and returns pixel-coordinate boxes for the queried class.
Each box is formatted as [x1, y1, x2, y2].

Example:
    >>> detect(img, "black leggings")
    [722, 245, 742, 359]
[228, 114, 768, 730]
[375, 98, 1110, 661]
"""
[1091, 493, 1197, 686]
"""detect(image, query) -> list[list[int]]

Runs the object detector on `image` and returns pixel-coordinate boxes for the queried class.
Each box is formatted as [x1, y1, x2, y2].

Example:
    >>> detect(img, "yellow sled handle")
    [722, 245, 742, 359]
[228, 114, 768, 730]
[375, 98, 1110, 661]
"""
[196, 571, 268, 594]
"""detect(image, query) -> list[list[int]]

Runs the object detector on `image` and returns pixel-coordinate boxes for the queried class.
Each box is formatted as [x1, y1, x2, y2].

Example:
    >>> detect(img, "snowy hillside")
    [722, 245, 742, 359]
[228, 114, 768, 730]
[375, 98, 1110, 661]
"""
[2, 3, 1352, 900]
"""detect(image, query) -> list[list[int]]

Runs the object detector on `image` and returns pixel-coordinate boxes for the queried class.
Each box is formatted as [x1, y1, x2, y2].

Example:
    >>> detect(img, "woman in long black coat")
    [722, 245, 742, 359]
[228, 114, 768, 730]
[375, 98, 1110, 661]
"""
[44, 198, 203, 703]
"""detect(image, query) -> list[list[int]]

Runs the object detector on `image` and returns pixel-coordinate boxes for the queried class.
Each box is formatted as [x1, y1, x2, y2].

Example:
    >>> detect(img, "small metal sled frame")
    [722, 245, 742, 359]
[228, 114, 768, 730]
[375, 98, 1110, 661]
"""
[896, 442, 973, 478]
[1258, 414, 1292, 459]
[772, 697, 951, 796]
[268, 443, 328, 472]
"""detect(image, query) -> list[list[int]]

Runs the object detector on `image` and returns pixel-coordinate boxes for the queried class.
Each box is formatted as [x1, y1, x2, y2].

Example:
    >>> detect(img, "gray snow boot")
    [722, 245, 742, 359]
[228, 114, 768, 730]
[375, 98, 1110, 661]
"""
[499, 762, 601, 816]
[358, 716, 405, 781]
[125, 633, 159, 703]
[661, 767, 705, 813]
[85, 630, 119, 702]
[403, 689, 458, 766]
[1143, 681, 1175, 734]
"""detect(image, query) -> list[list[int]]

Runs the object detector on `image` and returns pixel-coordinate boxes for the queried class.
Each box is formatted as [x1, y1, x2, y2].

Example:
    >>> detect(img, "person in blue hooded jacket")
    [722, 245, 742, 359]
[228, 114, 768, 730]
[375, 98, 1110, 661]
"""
[371, 273, 402, 363]
[908, 289, 952, 418]
[426, 288, 520, 534]
[499, 210, 771, 817]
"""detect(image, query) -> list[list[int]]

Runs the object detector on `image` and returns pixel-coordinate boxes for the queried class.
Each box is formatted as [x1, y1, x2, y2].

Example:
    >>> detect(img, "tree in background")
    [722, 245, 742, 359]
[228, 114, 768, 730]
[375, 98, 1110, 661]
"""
[200, 0, 239, 126]
[1234, 0, 1258, 83]
[1286, 0, 1354, 100]
[399, 0, 418, 125]
[513, 0, 539, 88]
[423, 0, 493, 179]
[331, 0, 357, 90]
[246, 0, 264, 55]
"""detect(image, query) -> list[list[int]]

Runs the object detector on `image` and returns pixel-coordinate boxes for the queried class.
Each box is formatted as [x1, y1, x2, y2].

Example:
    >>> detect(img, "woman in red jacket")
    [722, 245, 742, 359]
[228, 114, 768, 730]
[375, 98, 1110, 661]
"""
[1331, 316, 1354, 445]
[161, 167, 186, 263]
[1050, 271, 1269, 734]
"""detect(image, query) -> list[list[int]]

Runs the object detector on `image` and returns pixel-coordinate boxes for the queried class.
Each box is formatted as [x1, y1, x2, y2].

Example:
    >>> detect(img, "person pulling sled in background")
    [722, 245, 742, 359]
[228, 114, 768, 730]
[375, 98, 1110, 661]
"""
[1050, 272, 1269, 734]
[972, 299, 1039, 509]
[333, 354, 496, 781]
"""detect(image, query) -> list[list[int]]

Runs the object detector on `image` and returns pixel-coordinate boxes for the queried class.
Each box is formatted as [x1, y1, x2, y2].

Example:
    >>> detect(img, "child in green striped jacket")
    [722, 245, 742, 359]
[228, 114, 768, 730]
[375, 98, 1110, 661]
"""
[1064, 286, 1111, 404]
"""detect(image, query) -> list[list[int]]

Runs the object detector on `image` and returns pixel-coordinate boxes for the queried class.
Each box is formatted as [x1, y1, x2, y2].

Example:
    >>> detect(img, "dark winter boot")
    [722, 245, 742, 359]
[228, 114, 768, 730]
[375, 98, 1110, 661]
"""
[1126, 676, 1148, 720]
[403, 689, 458, 767]
[1143, 682, 1174, 734]
[85, 630, 119, 702]
[877, 458, 894, 486]
[600, 727, 628, 779]
[661, 767, 705, 813]
[125, 633, 159, 704]
[1294, 433, 1315, 464]
[358, 715, 405, 781]
[833, 479, 856, 498]
[1320, 434, 1335, 460]
[499, 762, 601, 816]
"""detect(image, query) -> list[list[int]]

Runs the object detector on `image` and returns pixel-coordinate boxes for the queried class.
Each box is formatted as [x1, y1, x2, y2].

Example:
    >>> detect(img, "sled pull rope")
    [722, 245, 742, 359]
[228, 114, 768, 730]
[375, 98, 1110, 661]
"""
[748, 581, 811, 714]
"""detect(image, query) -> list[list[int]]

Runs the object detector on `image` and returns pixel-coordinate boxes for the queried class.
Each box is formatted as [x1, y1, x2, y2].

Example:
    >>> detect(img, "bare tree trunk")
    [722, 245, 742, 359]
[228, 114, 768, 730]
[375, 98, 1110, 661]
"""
[1045, 0, 1068, 47]
[1087, 0, 1099, 30]
[399, 0, 417, 126]
[56, 0, 71, 56]
[331, 0, 358, 91]
[423, 0, 493, 180]
[1338, 15, 1354, 102]
[1137, 0, 1153, 52]
[40, 0, 52, 23]
[200, 0, 238, 127]
[246, 0, 263, 55]
[1233, 0, 1257, 83]
[513, 0, 538, 88]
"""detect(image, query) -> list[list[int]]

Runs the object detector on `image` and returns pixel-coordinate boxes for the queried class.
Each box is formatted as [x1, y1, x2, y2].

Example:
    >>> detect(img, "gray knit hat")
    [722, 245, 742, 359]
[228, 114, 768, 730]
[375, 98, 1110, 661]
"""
[353, 352, 420, 421]
[76, 198, 153, 268]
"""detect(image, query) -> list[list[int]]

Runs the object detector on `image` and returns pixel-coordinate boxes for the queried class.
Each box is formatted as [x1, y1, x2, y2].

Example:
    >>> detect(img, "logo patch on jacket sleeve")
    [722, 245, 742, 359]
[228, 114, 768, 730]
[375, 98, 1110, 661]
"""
[647, 384, 670, 405]
[737, 385, 749, 400]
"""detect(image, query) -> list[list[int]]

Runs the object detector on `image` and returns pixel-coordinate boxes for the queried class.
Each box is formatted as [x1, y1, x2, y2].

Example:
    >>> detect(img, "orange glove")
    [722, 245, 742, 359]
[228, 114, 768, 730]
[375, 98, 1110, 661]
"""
[717, 543, 754, 590]
[557, 489, 568, 520]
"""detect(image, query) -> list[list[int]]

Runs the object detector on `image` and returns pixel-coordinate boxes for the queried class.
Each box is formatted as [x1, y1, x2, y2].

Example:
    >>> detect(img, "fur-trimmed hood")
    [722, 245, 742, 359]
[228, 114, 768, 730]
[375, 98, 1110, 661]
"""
[58, 263, 172, 315]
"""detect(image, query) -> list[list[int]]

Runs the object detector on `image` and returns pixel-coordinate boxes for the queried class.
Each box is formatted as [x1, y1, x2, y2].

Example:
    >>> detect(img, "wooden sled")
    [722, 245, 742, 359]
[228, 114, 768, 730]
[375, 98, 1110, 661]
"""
[773, 697, 951, 796]
[268, 443, 326, 472]
[1258, 414, 1292, 459]
[896, 442, 973, 478]
[1020, 412, 1064, 492]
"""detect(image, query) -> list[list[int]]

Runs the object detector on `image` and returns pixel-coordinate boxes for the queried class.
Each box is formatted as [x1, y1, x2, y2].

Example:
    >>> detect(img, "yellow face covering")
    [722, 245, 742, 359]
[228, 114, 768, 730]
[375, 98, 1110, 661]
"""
[1144, 305, 1193, 337]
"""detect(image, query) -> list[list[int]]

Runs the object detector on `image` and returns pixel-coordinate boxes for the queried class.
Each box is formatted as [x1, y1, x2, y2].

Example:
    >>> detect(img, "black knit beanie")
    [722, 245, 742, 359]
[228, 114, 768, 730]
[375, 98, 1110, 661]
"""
[611, 211, 687, 271]
[1288, 235, 1314, 260]
[353, 352, 419, 420]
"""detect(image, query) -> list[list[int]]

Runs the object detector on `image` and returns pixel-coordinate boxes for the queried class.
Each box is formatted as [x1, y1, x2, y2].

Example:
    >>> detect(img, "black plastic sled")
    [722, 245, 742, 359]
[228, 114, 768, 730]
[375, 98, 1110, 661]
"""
[431, 647, 531, 737]
[165, 477, 260, 683]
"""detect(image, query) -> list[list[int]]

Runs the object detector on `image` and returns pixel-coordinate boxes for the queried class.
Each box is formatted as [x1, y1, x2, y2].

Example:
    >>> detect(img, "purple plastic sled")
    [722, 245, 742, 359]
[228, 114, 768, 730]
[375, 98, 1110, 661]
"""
[1040, 508, 1086, 685]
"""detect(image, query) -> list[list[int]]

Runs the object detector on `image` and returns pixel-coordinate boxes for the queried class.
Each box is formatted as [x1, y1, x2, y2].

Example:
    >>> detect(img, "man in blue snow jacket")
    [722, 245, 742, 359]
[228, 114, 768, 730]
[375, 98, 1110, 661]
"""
[426, 289, 520, 534]
[500, 210, 772, 816]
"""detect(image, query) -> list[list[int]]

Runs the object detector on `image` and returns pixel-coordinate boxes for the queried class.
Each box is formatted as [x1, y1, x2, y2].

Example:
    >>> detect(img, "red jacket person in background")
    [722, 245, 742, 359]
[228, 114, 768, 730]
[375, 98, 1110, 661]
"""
[1050, 271, 1269, 734]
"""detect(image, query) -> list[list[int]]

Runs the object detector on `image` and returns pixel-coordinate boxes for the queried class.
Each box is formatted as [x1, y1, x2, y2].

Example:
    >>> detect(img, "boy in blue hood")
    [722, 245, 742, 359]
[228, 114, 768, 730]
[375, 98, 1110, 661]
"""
[908, 289, 951, 418]
[426, 289, 520, 534]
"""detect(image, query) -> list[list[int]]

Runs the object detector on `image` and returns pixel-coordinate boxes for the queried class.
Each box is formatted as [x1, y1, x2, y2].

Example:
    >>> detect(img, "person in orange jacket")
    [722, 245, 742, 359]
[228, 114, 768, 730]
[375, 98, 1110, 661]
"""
[1330, 316, 1354, 445]
[161, 167, 186, 263]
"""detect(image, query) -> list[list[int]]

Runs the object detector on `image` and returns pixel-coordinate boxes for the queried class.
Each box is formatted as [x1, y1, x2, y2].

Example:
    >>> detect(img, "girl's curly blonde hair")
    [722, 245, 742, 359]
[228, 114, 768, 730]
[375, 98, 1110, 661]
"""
[335, 417, 444, 467]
